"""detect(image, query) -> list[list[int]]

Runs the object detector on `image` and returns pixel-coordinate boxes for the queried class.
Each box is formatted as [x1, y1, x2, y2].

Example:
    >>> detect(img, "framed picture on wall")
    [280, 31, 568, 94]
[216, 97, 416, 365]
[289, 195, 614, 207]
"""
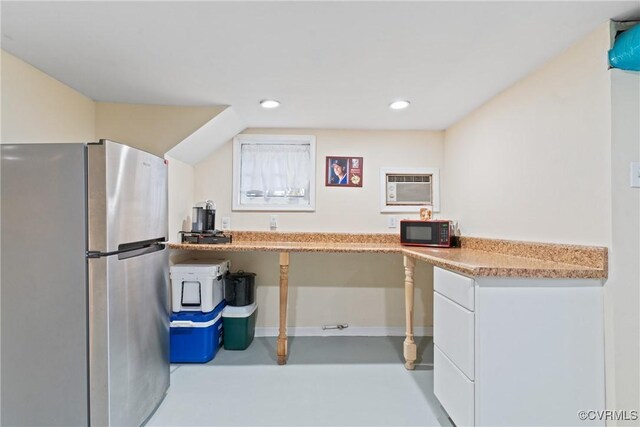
[326, 156, 363, 187]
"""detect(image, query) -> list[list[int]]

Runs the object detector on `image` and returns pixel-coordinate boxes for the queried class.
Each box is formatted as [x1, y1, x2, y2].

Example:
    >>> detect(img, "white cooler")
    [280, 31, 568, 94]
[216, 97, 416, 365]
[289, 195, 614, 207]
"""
[170, 259, 230, 313]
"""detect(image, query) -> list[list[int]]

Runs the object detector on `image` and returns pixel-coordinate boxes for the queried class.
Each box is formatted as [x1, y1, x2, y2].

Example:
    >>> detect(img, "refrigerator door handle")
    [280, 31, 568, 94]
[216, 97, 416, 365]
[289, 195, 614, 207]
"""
[87, 238, 167, 259]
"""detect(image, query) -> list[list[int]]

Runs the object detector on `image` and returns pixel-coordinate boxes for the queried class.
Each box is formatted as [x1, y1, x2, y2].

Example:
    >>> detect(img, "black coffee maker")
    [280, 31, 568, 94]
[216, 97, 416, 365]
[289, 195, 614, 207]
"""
[191, 200, 216, 233]
[180, 199, 231, 244]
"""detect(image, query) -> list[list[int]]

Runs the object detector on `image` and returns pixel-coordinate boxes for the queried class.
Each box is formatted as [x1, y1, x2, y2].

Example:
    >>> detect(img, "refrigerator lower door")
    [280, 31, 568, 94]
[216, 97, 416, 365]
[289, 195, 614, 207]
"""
[89, 248, 169, 427]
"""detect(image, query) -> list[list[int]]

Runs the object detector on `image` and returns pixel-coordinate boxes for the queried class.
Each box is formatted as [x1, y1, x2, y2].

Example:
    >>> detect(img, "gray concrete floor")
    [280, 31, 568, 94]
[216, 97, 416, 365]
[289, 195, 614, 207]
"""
[147, 336, 453, 427]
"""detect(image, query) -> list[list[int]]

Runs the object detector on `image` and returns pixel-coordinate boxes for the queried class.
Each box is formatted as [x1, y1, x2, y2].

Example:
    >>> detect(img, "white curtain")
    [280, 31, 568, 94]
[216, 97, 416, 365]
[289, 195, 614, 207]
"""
[240, 143, 311, 196]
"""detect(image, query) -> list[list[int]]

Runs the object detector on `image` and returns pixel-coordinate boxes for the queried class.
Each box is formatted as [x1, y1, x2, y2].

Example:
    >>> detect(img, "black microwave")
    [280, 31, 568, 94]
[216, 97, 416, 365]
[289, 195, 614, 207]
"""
[400, 220, 452, 247]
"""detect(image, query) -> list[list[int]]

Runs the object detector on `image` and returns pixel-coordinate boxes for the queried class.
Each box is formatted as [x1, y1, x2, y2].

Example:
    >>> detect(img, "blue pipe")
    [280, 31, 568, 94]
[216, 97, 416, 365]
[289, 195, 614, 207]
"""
[609, 23, 640, 71]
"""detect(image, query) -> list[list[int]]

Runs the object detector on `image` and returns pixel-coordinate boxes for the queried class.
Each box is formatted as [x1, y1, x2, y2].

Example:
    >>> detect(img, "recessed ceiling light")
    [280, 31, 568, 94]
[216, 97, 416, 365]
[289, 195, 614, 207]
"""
[389, 100, 410, 110]
[260, 99, 280, 109]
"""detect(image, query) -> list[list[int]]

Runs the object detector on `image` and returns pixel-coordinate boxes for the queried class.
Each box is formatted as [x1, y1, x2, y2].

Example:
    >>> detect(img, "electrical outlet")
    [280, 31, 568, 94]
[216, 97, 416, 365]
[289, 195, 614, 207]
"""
[631, 162, 640, 188]
[387, 216, 397, 228]
[270, 215, 278, 231]
[221, 217, 230, 230]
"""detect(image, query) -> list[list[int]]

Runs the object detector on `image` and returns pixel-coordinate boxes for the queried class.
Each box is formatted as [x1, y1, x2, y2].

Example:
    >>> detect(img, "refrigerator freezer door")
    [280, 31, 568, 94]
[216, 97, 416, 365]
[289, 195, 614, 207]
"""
[89, 247, 170, 427]
[87, 140, 168, 252]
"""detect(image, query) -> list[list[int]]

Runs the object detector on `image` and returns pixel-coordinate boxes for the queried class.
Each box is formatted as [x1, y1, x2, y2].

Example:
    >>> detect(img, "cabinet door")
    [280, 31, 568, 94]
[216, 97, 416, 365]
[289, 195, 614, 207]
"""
[434, 345, 474, 427]
[474, 279, 605, 427]
[434, 267, 475, 310]
[434, 291, 475, 379]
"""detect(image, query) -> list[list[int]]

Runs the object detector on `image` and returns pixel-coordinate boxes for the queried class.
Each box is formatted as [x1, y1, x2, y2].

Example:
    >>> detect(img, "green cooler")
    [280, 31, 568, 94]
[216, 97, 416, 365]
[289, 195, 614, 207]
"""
[222, 303, 257, 350]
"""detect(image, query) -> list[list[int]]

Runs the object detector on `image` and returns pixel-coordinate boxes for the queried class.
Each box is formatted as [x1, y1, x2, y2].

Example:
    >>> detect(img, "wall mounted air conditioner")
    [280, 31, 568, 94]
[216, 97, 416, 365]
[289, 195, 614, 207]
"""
[380, 167, 440, 213]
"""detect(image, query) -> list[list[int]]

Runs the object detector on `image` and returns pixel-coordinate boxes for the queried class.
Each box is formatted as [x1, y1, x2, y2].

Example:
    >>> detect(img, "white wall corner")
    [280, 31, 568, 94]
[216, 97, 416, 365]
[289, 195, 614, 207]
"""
[165, 153, 196, 243]
[166, 106, 246, 165]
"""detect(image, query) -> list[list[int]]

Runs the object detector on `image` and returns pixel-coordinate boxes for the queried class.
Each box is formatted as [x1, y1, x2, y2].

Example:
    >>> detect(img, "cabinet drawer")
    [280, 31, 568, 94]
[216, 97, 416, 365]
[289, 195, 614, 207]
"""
[434, 267, 475, 310]
[434, 291, 475, 379]
[434, 345, 474, 427]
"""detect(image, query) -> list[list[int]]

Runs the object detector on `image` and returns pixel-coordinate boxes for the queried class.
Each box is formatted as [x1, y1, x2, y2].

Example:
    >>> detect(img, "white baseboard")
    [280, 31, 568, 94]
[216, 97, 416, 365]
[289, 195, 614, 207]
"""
[254, 326, 433, 338]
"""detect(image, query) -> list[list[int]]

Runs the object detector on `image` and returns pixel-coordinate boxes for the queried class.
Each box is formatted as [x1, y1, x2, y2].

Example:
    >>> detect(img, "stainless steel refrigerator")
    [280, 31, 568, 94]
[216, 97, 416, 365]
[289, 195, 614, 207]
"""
[1, 140, 170, 426]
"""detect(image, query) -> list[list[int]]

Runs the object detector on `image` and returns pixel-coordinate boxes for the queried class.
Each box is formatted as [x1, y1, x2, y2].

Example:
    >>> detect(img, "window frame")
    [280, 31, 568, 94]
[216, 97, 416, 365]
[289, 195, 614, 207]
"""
[232, 134, 316, 211]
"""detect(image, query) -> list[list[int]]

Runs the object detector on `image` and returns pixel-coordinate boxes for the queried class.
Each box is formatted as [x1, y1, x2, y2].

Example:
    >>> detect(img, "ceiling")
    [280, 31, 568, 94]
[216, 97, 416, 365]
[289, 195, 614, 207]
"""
[2, 1, 639, 130]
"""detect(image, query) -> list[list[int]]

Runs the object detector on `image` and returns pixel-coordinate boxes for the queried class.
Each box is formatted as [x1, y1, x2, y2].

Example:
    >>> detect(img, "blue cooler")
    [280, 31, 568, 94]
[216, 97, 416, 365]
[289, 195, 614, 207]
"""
[170, 301, 225, 363]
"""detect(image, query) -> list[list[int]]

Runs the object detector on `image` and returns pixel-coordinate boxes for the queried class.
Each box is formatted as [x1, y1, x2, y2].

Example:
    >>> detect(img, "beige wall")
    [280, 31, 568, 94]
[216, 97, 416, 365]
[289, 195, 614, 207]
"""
[194, 128, 444, 233]
[1, 50, 95, 142]
[442, 24, 612, 246]
[441, 23, 639, 421]
[185, 252, 433, 332]
[189, 129, 444, 330]
[606, 69, 640, 425]
[95, 102, 225, 157]
[0, 49, 224, 157]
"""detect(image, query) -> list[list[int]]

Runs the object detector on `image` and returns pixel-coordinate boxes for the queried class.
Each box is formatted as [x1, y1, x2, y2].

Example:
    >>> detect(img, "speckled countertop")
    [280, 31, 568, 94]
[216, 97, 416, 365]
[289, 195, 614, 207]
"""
[402, 246, 605, 279]
[172, 240, 401, 253]
[168, 232, 607, 279]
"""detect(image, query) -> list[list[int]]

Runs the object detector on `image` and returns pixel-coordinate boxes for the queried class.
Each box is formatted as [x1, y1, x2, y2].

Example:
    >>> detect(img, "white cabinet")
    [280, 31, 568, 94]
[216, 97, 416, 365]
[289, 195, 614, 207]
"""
[434, 268, 476, 427]
[433, 267, 605, 427]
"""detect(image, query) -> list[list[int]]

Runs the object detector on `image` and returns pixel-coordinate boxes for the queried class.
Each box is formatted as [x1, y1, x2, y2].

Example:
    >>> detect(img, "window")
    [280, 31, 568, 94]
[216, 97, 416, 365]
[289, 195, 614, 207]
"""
[232, 134, 316, 211]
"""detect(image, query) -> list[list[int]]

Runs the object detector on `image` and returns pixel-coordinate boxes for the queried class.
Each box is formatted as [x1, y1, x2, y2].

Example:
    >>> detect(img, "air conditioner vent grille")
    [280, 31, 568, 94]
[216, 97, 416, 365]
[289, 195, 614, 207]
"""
[387, 174, 431, 183]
